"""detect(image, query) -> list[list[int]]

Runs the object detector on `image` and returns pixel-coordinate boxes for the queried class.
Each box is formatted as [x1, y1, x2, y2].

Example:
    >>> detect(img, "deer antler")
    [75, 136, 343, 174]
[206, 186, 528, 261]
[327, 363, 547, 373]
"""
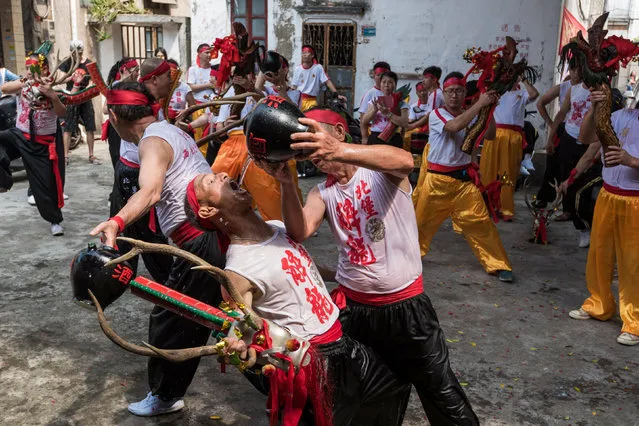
[196, 117, 246, 147]
[179, 92, 262, 120]
[548, 179, 564, 212]
[104, 237, 262, 329]
[89, 289, 220, 360]
[49, 51, 80, 87]
[522, 177, 537, 217]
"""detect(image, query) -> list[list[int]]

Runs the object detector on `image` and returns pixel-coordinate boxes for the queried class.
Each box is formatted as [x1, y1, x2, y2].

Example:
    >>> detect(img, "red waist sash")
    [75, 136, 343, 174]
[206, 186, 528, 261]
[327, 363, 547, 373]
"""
[330, 275, 423, 307]
[496, 123, 527, 149]
[309, 320, 343, 345]
[119, 156, 140, 169]
[22, 132, 64, 208]
[603, 183, 639, 197]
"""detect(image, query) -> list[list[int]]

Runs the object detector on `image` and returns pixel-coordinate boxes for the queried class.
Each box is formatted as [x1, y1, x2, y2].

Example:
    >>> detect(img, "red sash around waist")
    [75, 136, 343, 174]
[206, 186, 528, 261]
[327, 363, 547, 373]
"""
[330, 275, 423, 307]
[119, 156, 140, 169]
[603, 183, 639, 197]
[496, 123, 527, 149]
[309, 320, 343, 345]
[22, 132, 64, 208]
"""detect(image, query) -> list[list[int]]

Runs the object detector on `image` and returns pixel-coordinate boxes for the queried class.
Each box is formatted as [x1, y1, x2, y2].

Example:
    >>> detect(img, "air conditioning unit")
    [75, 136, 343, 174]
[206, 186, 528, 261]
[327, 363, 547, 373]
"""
[43, 20, 56, 42]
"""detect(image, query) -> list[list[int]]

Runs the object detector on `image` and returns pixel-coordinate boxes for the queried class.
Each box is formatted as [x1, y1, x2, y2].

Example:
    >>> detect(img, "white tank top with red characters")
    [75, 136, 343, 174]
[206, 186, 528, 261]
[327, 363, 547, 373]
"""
[139, 120, 211, 236]
[318, 168, 422, 294]
[605, 109, 639, 191]
[225, 221, 339, 340]
[565, 83, 591, 139]
[15, 88, 58, 135]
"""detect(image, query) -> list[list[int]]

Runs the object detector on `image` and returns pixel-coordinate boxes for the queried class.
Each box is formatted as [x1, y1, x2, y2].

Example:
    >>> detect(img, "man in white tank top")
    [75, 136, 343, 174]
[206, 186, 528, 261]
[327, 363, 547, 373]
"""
[545, 59, 593, 244]
[259, 107, 479, 424]
[566, 90, 639, 346]
[89, 82, 228, 417]
[183, 171, 410, 424]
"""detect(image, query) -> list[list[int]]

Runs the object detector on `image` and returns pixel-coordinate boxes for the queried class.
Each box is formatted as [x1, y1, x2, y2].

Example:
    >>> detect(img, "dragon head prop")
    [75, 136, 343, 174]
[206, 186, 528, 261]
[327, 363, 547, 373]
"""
[560, 12, 639, 88]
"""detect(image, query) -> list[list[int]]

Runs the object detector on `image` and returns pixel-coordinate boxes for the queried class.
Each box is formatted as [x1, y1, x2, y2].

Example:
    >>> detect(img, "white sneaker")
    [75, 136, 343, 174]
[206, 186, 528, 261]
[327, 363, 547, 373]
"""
[617, 332, 639, 346]
[521, 154, 535, 172]
[579, 230, 591, 248]
[520, 165, 530, 176]
[63, 193, 69, 200]
[50, 223, 64, 236]
[27, 195, 36, 205]
[569, 308, 592, 320]
[127, 392, 184, 417]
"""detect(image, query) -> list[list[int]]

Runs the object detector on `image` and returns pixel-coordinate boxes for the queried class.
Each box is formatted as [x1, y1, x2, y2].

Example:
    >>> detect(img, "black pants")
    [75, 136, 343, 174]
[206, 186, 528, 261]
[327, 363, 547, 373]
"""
[537, 123, 564, 203]
[0, 127, 63, 224]
[368, 131, 404, 149]
[106, 122, 121, 170]
[315, 335, 410, 426]
[572, 165, 602, 230]
[340, 293, 479, 426]
[558, 131, 588, 216]
[110, 160, 173, 283]
[147, 231, 225, 400]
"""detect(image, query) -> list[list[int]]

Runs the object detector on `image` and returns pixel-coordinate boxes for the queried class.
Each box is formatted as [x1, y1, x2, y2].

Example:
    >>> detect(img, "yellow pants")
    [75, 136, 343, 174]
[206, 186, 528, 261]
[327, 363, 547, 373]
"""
[414, 173, 512, 274]
[581, 187, 639, 335]
[192, 108, 208, 157]
[412, 144, 430, 206]
[479, 128, 523, 217]
[300, 96, 318, 112]
[211, 130, 300, 221]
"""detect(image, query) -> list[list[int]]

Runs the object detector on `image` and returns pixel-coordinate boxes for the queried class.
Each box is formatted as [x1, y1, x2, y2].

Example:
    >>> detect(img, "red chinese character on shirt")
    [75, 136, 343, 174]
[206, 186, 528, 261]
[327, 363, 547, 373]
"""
[355, 180, 371, 200]
[305, 286, 334, 324]
[346, 235, 377, 265]
[112, 264, 134, 285]
[360, 196, 378, 219]
[285, 235, 312, 266]
[570, 101, 589, 122]
[281, 250, 307, 286]
[336, 199, 361, 236]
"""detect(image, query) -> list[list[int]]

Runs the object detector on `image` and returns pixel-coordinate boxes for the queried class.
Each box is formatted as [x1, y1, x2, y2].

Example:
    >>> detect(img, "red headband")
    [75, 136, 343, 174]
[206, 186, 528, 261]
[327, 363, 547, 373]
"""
[198, 45, 211, 54]
[374, 67, 390, 75]
[302, 46, 315, 55]
[423, 73, 439, 81]
[305, 109, 349, 132]
[106, 90, 151, 105]
[121, 59, 138, 71]
[139, 60, 170, 82]
[25, 58, 39, 67]
[416, 82, 426, 91]
[443, 77, 466, 89]
[186, 176, 217, 231]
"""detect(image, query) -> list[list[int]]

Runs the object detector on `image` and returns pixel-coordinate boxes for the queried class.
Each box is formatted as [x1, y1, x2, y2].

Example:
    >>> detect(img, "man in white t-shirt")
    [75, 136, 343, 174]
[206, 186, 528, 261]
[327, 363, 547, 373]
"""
[358, 61, 391, 144]
[291, 45, 344, 111]
[260, 107, 479, 425]
[413, 72, 513, 282]
[187, 43, 216, 149]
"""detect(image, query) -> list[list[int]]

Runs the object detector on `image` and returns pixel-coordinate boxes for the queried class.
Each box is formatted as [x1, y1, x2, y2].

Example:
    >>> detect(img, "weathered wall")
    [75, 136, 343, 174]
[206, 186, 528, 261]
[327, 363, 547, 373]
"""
[192, 0, 564, 114]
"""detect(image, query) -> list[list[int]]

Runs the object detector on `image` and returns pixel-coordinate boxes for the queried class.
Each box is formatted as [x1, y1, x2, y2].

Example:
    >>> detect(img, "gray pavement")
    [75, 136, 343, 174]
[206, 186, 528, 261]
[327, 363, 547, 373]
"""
[0, 141, 637, 426]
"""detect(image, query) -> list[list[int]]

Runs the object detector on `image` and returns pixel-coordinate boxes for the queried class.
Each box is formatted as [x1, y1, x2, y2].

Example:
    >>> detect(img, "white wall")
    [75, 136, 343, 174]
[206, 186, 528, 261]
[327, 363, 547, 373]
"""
[192, 0, 563, 112]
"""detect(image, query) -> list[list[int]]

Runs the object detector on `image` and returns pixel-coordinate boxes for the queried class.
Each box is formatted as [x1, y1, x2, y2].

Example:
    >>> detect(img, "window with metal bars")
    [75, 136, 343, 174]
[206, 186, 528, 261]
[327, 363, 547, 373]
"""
[302, 22, 356, 109]
[231, 0, 268, 48]
[121, 25, 164, 63]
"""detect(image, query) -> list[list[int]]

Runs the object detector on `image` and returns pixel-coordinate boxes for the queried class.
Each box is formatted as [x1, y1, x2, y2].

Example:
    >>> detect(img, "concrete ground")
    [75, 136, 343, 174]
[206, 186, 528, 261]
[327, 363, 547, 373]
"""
[0, 141, 637, 426]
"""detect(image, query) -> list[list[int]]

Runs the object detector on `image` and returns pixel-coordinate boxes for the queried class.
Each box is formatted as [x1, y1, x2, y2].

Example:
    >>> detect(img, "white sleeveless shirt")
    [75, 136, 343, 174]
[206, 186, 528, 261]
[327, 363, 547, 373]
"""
[559, 80, 572, 106]
[319, 168, 422, 294]
[225, 221, 339, 340]
[565, 83, 591, 139]
[604, 109, 639, 191]
[139, 121, 211, 236]
[119, 140, 139, 164]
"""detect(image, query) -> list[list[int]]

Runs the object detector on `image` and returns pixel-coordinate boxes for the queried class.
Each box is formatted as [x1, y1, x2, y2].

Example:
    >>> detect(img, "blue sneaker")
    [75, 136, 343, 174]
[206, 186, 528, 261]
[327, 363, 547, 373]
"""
[497, 270, 513, 283]
[127, 392, 184, 416]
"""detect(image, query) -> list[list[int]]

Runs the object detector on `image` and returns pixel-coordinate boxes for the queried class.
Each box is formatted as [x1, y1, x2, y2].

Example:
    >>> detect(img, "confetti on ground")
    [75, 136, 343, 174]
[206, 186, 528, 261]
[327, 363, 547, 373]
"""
[624, 366, 629, 370]
[210, 415, 222, 420]
[458, 330, 465, 334]
[446, 338, 460, 343]
[592, 359, 598, 363]
[564, 416, 570, 420]
[530, 347, 539, 351]
[499, 383, 505, 389]
[470, 342, 477, 347]
[513, 378, 519, 382]
[494, 303, 500, 307]
[568, 352, 574, 356]
[574, 387, 581, 393]
[592, 411, 597, 416]
[460, 382, 469, 387]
